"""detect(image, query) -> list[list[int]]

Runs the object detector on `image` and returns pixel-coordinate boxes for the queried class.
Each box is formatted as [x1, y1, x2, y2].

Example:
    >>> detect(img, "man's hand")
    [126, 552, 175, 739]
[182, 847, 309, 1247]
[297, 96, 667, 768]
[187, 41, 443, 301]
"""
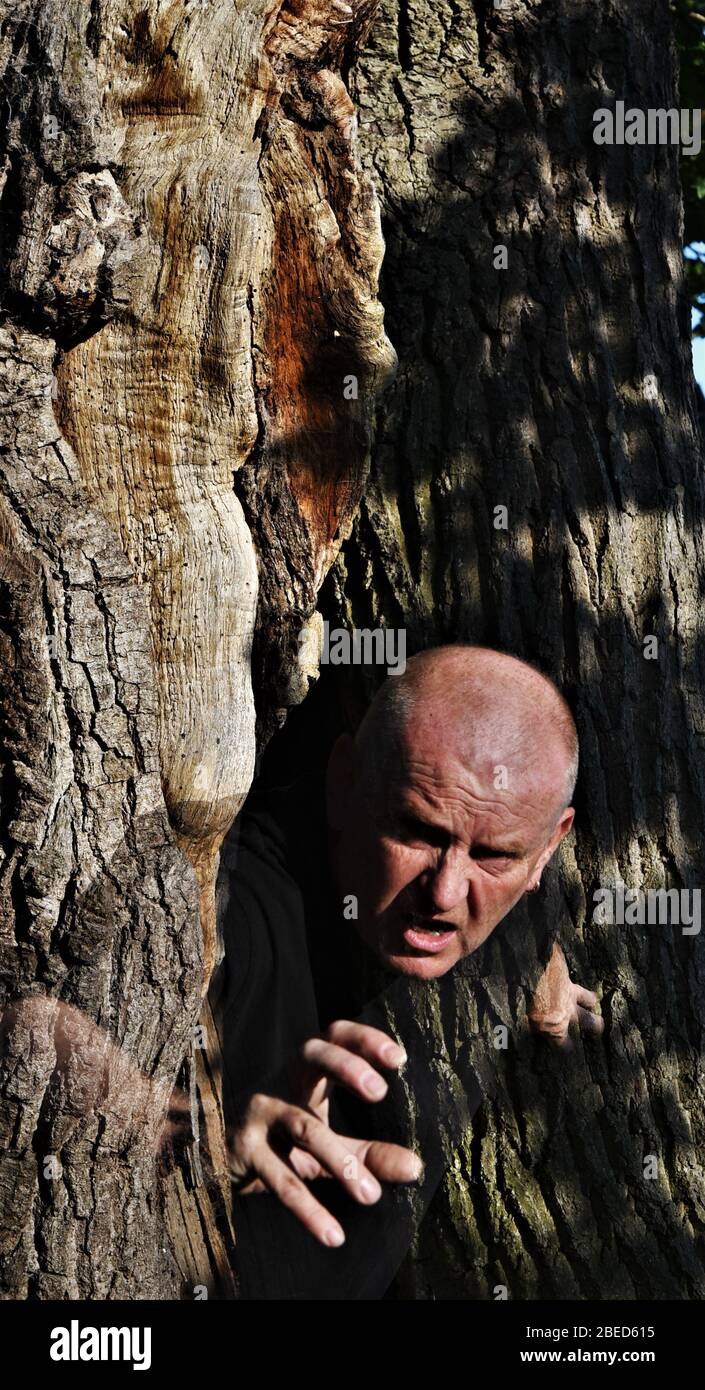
[226, 1020, 422, 1248]
[528, 942, 604, 1048]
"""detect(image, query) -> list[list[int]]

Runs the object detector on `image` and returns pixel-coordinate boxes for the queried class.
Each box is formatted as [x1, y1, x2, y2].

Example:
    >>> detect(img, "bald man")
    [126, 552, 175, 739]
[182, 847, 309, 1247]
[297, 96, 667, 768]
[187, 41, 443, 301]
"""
[216, 645, 602, 1297]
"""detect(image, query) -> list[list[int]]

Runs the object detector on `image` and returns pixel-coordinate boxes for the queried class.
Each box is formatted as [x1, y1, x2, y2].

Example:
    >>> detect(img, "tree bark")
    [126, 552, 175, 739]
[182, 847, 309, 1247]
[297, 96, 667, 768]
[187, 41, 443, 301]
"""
[0, 0, 393, 1298]
[3, 0, 704, 1305]
[317, 0, 705, 1298]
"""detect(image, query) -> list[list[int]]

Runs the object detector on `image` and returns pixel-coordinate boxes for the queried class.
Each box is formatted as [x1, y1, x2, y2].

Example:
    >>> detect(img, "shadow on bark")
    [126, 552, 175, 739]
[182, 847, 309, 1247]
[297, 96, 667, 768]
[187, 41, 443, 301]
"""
[246, 0, 705, 1295]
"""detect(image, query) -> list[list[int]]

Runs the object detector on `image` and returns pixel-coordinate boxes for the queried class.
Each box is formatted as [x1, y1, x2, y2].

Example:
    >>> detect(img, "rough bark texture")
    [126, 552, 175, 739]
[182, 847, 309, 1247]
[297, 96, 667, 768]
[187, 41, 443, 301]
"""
[0, 0, 393, 1298]
[0, 327, 203, 1298]
[316, 0, 705, 1298]
[3, 0, 704, 1304]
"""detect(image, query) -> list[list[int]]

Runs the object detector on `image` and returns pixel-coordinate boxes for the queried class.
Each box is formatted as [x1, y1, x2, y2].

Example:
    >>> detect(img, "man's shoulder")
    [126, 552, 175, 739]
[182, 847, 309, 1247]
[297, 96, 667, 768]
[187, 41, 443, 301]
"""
[219, 771, 326, 884]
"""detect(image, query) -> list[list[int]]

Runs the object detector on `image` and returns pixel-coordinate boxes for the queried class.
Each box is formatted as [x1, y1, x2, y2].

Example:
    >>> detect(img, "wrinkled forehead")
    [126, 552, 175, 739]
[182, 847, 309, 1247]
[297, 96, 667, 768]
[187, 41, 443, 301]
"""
[378, 702, 568, 825]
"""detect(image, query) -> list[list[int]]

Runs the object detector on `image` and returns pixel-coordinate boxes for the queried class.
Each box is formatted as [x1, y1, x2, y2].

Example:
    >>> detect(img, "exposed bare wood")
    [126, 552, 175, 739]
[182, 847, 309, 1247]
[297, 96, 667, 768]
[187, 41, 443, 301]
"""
[0, 0, 393, 1297]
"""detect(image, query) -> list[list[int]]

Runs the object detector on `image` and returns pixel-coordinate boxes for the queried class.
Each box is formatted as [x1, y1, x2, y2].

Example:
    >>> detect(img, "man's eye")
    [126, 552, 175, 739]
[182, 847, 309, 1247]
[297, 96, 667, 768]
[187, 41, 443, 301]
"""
[396, 816, 444, 846]
[473, 848, 514, 867]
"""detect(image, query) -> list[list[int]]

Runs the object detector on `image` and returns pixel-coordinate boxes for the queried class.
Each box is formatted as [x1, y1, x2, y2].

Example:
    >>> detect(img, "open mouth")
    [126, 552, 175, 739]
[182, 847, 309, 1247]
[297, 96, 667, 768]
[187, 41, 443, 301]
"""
[401, 917, 459, 954]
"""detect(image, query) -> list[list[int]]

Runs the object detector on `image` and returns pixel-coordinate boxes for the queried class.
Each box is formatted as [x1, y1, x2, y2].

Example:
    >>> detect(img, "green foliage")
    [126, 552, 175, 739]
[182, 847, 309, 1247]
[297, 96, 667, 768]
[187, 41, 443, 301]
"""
[673, 0, 705, 331]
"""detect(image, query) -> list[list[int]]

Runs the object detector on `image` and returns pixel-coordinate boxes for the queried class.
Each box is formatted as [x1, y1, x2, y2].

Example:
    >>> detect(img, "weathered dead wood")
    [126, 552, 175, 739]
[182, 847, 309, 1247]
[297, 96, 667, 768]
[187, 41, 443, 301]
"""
[0, 0, 394, 1297]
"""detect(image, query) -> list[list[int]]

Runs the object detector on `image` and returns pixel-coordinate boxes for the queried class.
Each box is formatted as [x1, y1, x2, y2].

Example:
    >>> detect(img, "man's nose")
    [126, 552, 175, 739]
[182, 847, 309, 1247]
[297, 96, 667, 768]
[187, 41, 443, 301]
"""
[423, 847, 472, 912]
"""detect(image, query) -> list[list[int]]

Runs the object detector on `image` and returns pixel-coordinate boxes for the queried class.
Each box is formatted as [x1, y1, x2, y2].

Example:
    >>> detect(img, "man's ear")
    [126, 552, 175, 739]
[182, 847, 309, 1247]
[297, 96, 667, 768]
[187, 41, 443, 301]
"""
[326, 733, 356, 833]
[527, 806, 575, 891]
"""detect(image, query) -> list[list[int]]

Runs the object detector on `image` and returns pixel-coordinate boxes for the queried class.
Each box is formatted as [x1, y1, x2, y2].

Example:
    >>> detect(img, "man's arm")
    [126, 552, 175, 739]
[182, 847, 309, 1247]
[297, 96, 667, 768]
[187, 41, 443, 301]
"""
[225, 976, 485, 1300]
[226, 1019, 422, 1247]
[226, 942, 604, 1255]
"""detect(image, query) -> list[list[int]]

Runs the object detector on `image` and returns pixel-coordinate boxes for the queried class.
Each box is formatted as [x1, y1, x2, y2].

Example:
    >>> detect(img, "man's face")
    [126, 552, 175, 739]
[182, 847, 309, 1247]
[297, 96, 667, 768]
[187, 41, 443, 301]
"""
[328, 717, 574, 980]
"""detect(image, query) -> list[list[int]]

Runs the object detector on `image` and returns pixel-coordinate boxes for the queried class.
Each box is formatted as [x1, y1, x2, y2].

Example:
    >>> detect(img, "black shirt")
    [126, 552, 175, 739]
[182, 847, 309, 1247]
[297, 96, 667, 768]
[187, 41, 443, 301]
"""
[214, 774, 487, 1299]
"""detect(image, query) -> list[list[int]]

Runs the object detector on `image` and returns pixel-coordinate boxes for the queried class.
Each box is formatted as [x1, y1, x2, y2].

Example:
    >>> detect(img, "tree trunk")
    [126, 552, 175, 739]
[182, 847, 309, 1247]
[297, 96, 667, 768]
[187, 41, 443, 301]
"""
[317, 0, 705, 1297]
[3, 0, 704, 1305]
[0, 0, 393, 1298]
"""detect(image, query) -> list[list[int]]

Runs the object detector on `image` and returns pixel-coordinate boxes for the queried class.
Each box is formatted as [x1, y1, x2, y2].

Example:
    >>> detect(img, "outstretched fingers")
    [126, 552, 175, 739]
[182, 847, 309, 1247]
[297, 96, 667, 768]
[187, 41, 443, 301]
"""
[348, 1137, 424, 1186]
[230, 1087, 425, 1246]
[301, 1037, 390, 1102]
[276, 1103, 384, 1205]
[253, 1144, 346, 1248]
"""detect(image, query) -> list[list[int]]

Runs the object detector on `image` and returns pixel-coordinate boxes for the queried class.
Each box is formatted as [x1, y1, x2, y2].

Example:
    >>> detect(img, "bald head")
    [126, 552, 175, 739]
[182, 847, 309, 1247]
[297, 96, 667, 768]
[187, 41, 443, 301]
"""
[329, 645, 578, 977]
[354, 645, 578, 820]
